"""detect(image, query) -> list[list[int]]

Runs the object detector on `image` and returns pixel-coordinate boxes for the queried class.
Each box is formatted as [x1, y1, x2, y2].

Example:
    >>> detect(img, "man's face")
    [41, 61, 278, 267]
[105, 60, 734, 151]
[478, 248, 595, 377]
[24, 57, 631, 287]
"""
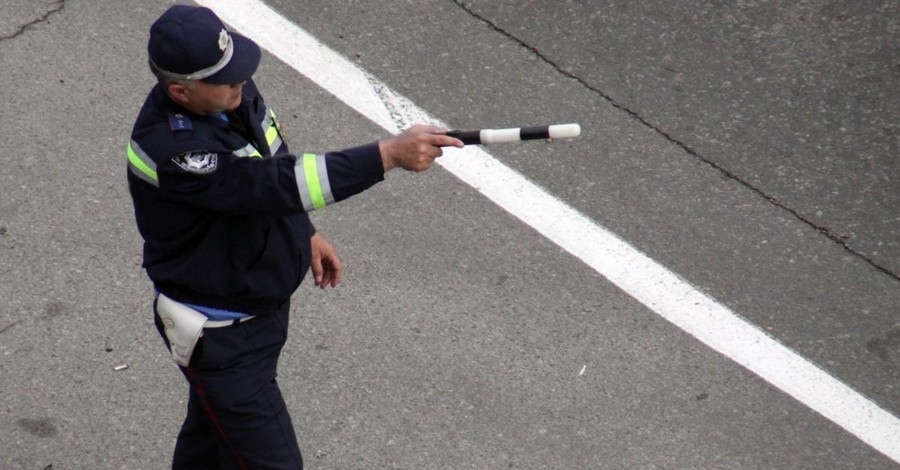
[170, 80, 245, 115]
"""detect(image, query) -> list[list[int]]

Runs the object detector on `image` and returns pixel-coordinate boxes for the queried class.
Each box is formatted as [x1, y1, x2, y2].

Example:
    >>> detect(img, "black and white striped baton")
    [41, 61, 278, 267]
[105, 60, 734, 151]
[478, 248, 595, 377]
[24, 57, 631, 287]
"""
[445, 123, 581, 145]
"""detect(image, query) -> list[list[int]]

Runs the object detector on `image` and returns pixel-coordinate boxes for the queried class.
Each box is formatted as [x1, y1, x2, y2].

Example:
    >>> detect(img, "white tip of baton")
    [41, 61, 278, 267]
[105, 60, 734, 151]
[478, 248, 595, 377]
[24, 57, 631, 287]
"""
[548, 123, 581, 140]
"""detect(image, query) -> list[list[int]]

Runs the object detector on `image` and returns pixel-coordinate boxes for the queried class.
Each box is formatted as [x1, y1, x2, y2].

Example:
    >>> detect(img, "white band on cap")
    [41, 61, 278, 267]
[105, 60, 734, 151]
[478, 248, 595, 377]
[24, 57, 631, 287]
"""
[150, 32, 234, 81]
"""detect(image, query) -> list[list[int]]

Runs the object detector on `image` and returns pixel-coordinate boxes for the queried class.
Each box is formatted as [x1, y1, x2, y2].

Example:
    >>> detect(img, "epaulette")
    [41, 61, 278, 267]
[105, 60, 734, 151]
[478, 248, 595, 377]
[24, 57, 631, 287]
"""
[168, 113, 193, 132]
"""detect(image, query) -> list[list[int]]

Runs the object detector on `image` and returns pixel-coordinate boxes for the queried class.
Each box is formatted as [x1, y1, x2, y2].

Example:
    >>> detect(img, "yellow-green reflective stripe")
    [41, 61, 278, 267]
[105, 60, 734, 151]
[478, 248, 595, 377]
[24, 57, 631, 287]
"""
[234, 143, 262, 158]
[269, 134, 284, 155]
[127, 142, 158, 185]
[294, 153, 334, 211]
[264, 108, 284, 153]
[303, 153, 326, 209]
[265, 125, 278, 145]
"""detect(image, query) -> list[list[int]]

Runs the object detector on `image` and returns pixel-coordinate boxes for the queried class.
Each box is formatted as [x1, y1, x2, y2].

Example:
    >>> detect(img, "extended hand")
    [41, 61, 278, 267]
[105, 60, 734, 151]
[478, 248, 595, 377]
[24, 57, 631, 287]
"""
[378, 124, 464, 173]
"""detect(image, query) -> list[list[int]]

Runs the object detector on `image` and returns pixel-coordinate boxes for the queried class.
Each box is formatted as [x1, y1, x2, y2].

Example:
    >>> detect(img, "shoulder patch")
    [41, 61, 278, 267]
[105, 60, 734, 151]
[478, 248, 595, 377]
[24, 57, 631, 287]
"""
[173, 152, 218, 174]
[168, 113, 193, 131]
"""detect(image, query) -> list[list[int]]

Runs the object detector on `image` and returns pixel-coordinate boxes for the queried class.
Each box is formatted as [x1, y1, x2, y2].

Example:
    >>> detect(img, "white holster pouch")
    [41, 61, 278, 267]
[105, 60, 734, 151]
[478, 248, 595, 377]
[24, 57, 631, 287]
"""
[156, 293, 208, 367]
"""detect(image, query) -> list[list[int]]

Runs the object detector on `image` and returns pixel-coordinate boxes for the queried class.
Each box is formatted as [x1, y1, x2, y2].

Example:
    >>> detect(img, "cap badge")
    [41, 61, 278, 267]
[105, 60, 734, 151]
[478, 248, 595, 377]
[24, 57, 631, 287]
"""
[218, 29, 229, 52]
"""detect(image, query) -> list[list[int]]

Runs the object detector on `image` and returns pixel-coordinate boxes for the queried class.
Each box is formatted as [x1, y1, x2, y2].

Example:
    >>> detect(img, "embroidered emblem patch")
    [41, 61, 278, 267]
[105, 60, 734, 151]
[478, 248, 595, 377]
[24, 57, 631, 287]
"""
[173, 152, 218, 174]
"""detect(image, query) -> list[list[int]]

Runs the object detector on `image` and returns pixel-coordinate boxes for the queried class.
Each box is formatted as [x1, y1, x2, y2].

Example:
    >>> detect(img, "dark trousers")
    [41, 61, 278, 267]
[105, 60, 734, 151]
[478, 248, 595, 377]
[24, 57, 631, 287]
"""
[154, 301, 304, 469]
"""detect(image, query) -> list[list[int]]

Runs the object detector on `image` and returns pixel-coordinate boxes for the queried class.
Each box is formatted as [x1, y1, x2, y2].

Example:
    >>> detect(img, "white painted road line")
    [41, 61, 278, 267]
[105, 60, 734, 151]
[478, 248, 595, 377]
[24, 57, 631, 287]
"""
[196, 0, 900, 463]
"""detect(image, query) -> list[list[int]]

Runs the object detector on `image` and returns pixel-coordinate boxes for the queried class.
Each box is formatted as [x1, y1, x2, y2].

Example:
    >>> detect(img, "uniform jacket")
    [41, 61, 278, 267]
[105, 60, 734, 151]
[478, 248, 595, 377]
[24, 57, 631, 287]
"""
[127, 80, 384, 312]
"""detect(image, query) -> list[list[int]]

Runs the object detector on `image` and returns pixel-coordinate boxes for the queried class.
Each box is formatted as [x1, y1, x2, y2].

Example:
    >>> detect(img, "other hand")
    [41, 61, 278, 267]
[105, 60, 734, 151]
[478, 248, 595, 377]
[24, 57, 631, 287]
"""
[310, 232, 342, 289]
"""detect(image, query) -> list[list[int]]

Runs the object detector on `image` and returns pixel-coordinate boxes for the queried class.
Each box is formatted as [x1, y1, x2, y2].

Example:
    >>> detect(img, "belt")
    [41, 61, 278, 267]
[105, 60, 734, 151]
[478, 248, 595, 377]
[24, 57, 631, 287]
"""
[204, 315, 255, 329]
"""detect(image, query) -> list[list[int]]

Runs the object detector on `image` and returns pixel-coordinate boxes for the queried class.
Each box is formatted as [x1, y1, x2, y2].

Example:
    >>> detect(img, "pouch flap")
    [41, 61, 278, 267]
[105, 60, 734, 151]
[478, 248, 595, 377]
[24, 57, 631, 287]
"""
[157, 293, 207, 366]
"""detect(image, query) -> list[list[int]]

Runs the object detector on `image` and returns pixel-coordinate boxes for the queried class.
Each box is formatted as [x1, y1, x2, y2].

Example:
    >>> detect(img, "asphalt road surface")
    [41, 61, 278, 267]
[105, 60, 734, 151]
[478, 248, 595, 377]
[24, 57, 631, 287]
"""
[1, 1, 897, 469]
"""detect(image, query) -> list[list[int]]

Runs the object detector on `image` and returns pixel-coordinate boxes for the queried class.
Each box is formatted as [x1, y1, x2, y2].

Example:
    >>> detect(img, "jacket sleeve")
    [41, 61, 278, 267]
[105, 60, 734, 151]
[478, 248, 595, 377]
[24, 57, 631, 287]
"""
[156, 142, 385, 215]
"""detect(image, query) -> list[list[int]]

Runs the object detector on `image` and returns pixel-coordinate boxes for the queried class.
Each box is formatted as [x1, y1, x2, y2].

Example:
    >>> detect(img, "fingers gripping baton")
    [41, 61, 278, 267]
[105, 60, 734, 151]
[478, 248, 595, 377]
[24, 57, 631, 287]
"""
[445, 123, 581, 146]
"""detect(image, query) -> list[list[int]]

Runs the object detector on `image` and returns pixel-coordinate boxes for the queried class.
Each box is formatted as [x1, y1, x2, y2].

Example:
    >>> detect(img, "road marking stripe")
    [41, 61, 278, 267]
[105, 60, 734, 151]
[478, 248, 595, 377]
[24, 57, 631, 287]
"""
[196, 0, 900, 463]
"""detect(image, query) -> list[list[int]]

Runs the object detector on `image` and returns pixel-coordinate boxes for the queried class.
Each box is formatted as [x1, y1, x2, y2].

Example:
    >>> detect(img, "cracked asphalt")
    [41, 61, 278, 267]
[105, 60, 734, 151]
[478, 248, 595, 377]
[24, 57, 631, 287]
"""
[0, 0, 65, 40]
[451, 0, 900, 280]
[1, 1, 898, 469]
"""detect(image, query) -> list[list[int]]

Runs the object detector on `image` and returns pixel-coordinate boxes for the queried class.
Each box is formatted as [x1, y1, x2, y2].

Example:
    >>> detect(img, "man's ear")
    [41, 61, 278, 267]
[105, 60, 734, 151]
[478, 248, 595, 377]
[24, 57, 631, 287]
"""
[166, 82, 191, 106]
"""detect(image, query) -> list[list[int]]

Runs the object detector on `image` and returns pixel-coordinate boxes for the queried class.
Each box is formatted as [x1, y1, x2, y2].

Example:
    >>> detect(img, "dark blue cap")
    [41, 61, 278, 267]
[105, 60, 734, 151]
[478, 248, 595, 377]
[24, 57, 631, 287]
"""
[148, 5, 261, 84]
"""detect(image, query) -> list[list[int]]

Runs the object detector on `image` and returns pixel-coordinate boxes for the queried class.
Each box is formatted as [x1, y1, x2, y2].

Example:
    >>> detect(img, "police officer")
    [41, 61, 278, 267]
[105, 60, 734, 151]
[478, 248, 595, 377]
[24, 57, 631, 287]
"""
[127, 5, 463, 469]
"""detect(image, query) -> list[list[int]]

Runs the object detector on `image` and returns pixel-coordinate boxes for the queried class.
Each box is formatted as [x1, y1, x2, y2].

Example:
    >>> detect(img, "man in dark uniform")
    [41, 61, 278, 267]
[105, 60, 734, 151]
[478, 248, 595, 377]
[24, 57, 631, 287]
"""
[126, 5, 462, 469]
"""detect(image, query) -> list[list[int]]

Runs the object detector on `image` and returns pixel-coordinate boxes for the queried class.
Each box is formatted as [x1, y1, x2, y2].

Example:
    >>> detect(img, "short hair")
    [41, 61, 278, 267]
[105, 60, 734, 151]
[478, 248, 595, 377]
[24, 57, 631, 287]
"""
[149, 59, 196, 89]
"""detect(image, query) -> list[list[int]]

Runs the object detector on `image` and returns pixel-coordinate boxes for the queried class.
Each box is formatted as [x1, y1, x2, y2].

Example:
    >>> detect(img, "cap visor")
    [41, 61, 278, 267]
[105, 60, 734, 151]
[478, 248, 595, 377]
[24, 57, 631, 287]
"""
[203, 32, 261, 84]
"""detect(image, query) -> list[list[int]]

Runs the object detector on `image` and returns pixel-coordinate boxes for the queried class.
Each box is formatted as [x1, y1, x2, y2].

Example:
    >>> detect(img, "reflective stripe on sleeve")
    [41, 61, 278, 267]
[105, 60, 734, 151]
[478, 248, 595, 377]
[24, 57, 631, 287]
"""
[294, 153, 334, 211]
[262, 108, 284, 154]
[266, 124, 283, 153]
[233, 142, 262, 158]
[127, 140, 159, 186]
